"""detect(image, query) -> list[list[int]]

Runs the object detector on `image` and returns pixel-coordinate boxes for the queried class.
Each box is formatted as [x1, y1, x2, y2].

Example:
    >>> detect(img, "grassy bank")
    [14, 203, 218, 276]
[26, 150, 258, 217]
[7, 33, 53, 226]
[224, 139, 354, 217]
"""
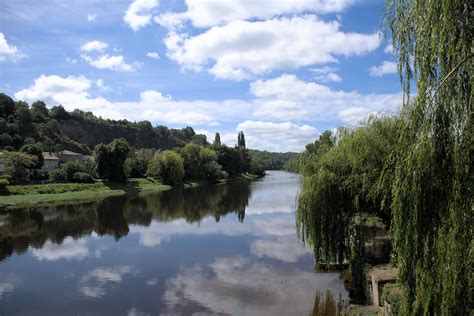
[0, 173, 263, 209]
[0, 178, 172, 209]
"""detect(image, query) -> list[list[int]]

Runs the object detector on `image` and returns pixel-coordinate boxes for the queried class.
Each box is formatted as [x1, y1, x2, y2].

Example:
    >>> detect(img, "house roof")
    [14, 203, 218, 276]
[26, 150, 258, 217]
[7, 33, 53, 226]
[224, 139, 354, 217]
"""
[42, 152, 59, 160]
[59, 150, 83, 156]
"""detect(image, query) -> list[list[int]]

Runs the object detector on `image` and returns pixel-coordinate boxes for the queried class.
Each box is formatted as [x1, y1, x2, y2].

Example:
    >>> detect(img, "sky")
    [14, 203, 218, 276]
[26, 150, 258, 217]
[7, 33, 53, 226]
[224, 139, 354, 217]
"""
[0, 0, 401, 152]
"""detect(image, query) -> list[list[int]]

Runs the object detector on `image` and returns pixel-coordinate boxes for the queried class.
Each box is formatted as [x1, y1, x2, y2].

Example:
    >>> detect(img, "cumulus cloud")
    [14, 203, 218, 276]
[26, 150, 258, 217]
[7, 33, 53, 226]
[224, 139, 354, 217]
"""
[82, 54, 140, 71]
[81, 40, 108, 52]
[80, 41, 140, 71]
[384, 43, 394, 54]
[155, 0, 356, 28]
[0, 32, 25, 62]
[146, 51, 160, 59]
[310, 66, 342, 82]
[369, 60, 397, 77]
[250, 74, 401, 125]
[162, 15, 381, 80]
[124, 0, 158, 31]
[236, 120, 319, 152]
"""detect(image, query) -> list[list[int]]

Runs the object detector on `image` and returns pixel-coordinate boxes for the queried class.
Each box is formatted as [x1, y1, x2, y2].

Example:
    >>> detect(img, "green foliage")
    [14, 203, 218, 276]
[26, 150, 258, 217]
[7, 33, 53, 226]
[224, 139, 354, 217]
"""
[147, 150, 184, 185]
[20, 143, 44, 169]
[0, 178, 9, 192]
[61, 162, 85, 182]
[297, 116, 400, 265]
[213, 132, 221, 146]
[124, 158, 147, 178]
[177, 143, 216, 180]
[72, 172, 94, 183]
[94, 138, 130, 182]
[381, 284, 405, 315]
[204, 160, 228, 184]
[49, 168, 67, 183]
[1, 151, 38, 184]
[237, 131, 246, 148]
[249, 149, 299, 170]
[384, 0, 473, 313]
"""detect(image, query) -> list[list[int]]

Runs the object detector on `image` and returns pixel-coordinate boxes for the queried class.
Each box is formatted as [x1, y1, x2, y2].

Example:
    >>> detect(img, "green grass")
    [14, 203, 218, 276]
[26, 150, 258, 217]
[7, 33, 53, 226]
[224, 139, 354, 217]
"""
[0, 178, 171, 208]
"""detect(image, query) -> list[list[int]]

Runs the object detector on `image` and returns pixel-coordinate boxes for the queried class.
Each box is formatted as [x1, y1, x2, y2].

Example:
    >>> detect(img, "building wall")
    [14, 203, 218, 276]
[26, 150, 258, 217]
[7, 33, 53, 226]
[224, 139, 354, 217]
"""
[42, 160, 59, 172]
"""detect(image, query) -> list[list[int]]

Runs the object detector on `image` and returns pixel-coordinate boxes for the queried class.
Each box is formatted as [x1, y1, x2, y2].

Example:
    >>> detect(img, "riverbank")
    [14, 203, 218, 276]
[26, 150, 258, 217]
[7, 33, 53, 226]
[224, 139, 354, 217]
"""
[0, 173, 262, 209]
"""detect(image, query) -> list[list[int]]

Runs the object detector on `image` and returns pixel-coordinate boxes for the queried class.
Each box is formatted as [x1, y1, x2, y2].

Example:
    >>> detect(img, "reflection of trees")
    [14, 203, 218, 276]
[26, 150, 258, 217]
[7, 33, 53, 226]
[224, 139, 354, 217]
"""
[0, 181, 252, 261]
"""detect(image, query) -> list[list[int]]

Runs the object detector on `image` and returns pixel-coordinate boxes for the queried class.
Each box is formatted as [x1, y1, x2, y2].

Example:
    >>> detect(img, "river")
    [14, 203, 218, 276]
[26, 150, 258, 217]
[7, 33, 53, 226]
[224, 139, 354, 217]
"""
[0, 171, 347, 315]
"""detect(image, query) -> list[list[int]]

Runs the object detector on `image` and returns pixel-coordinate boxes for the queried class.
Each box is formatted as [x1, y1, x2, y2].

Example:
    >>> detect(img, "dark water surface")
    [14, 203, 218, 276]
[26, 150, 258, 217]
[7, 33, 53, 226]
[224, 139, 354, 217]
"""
[0, 171, 347, 315]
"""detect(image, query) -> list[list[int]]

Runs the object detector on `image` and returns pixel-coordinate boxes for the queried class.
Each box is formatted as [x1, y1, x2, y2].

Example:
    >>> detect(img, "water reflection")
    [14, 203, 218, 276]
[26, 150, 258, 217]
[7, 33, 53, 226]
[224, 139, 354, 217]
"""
[0, 181, 251, 261]
[0, 171, 348, 315]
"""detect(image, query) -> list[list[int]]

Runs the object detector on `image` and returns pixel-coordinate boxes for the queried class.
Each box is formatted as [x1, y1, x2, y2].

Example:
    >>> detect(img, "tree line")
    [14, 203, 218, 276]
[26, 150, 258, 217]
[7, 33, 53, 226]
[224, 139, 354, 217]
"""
[296, 0, 472, 313]
[0, 131, 264, 188]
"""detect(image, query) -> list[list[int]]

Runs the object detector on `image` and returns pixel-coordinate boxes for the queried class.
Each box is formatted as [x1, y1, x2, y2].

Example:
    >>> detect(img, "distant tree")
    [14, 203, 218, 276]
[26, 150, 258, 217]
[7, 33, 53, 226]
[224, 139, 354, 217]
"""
[31, 100, 48, 122]
[50, 105, 70, 120]
[0, 93, 15, 117]
[213, 133, 221, 146]
[237, 131, 246, 148]
[124, 158, 147, 178]
[191, 134, 207, 145]
[2, 151, 37, 184]
[147, 150, 184, 185]
[94, 138, 130, 182]
[20, 143, 44, 170]
[0, 133, 13, 147]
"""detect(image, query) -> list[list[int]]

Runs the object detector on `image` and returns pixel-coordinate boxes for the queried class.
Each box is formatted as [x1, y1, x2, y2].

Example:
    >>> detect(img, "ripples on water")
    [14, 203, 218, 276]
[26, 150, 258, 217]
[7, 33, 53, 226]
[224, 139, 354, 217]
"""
[0, 171, 348, 315]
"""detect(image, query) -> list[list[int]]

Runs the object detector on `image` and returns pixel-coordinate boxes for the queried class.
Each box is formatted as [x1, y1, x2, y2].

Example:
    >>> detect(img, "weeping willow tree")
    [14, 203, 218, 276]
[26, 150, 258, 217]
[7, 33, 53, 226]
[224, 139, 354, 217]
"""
[385, 0, 473, 314]
[297, 116, 400, 266]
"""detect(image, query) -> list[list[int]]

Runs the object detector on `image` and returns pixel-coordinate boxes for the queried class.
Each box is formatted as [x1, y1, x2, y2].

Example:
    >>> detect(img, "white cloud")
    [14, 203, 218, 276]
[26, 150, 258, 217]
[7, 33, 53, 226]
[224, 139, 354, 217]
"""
[146, 51, 160, 59]
[96, 79, 110, 91]
[249, 74, 401, 126]
[124, 0, 158, 31]
[31, 237, 88, 261]
[87, 14, 96, 22]
[0, 282, 15, 298]
[384, 43, 393, 54]
[66, 57, 77, 64]
[163, 15, 381, 80]
[236, 120, 319, 152]
[0, 32, 25, 62]
[80, 40, 108, 52]
[369, 60, 397, 77]
[155, 0, 356, 28]
[310, 66, 342, 82]
[82, 54, 141, 71]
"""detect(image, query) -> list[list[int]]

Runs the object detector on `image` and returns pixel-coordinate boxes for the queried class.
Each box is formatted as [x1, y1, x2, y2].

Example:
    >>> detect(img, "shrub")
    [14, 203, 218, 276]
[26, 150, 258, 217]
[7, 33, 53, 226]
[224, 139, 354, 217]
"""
[72, 172, 94, 183]
[49, 168, 67, 183]
[0, 178, 9, 191]
[61, 161, 84, 182]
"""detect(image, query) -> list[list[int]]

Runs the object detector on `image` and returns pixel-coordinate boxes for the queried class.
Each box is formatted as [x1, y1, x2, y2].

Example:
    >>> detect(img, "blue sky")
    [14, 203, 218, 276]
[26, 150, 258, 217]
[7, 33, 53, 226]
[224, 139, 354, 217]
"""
[0, 0, 401, 152]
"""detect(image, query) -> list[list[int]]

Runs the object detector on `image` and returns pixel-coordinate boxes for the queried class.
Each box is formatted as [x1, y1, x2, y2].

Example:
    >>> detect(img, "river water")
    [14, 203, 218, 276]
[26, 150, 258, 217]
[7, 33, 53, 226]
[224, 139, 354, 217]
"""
[0, 171, 347, 315]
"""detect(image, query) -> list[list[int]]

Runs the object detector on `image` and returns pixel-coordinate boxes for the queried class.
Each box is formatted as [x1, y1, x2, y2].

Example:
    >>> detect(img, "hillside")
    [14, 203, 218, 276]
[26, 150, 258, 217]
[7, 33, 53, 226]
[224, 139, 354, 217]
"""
[0, 93, 203, 154]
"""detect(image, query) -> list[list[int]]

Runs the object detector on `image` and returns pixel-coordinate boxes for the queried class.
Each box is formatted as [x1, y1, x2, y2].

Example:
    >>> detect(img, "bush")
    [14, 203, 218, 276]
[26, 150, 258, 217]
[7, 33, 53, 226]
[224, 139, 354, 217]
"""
[72, 172, 94, 183]
[204, 160, 228, 183]
[0, 178, 9, 191]
[61, 162, 84, 182]
[49, 168, 67, 183]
